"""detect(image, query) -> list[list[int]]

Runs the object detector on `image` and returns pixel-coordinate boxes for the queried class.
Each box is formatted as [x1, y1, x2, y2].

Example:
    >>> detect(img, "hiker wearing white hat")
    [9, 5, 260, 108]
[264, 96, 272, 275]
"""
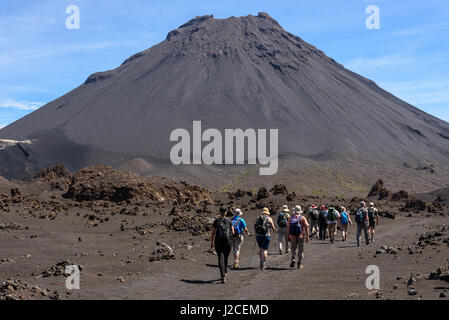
[367, 202, 379, 243]
[287, 205, 309, 269]
[254, 207, 276, 270]
[230, 208, 249, 269]
[276, 205, 291, 255]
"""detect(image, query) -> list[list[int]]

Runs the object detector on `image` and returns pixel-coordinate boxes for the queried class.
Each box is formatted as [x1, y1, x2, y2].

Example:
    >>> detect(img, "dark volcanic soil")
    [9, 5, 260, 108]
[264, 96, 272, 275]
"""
[1, 166, 448, 300]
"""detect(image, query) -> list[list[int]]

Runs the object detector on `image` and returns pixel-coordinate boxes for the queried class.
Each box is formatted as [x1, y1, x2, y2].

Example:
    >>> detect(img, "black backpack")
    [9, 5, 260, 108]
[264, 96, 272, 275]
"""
[328, 208, 337, 221]
[310, 209, 319, 220]
[277, 212, 289, 227]
[216, 218, 231, 240]
[355, 209, 366, 223]
[319, 210, 329, 223]
[368, 208, 375, 219]
[255, 215, 269, 235]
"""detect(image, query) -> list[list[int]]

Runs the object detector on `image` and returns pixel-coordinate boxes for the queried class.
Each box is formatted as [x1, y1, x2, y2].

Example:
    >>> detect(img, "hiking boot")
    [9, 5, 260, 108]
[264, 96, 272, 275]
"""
[279, 249, 283, 255]
[260, 261, 264, 270]
[297, 264, 304, 270]
[286, 248, 290, 253]
[221, 276, 226, 284]
[233, 261, 239, 269]
[290, 259, 295, 268]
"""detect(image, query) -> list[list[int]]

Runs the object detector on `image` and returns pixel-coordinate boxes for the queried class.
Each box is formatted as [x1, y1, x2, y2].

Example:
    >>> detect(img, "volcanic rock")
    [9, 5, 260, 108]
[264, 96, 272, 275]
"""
[391, 190, 409, 201]
[256, 187, 269, 200]
[368, 179, 391, 200]
[270, 184, 288, 195]
[149, 242, 175, 262]
[402, 198, 427, 211]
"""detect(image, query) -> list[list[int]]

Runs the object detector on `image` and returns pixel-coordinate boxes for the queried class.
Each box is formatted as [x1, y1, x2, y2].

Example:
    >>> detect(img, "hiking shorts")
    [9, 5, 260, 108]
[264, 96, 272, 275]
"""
[369, 218, 376, 228]
[232, 235, 244, 255]
[256, 234, 271, 250]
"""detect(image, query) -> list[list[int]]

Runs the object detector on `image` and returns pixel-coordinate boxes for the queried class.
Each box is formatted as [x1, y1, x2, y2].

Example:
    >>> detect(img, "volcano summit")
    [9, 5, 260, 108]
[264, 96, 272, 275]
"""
[1, 12, 449, 194]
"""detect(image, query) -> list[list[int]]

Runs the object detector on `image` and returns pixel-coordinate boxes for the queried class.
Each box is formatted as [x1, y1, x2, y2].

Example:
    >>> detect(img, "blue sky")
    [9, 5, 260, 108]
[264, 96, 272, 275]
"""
[1, 0, 449, 128]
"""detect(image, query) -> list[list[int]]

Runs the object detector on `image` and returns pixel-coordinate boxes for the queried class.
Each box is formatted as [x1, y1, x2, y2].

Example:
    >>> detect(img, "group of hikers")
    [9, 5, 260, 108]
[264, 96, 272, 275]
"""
[210, 201, 379, 283]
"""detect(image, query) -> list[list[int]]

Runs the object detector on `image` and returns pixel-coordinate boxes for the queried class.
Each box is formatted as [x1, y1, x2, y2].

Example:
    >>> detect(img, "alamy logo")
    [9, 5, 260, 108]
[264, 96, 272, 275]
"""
[65, 265, 80, 290]
[65, 5, 80, 30]
[365, 5, 380, 30]
[170, 121, 278, 175]
[365, 265, 380, 290]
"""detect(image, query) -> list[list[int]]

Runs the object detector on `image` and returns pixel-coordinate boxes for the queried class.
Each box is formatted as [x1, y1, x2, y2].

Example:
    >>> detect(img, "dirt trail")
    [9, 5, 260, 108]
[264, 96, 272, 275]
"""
[80, 216, 448, 300]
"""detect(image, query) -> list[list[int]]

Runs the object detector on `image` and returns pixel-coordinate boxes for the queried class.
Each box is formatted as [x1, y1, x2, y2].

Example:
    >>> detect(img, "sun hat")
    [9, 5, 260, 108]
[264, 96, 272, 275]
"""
[360, 201, 366, 207]
[293, 205, 302, 214]
[262, 207, 270, 215]
[234, 208, 243, 216]
[281, 205, 289, 212]
[369, 202, 374, 207]
[312, 204, 317, 209]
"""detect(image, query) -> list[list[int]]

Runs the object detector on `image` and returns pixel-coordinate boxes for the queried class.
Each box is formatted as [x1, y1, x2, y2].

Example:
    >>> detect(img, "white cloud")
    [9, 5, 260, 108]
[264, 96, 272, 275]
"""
[0, 99, 43, 110]
[379, 80, 449, 105]
[344, 54, 413, 73]
[0, 41, 138, 67]
[393, 21, 449, 36]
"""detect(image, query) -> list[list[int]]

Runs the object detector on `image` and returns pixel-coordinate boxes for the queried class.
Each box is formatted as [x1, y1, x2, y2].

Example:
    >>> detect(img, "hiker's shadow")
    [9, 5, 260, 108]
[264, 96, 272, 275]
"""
[205, 263, 255, 271]
[180, 279, 220, 285]
[266, 267, 292, 271]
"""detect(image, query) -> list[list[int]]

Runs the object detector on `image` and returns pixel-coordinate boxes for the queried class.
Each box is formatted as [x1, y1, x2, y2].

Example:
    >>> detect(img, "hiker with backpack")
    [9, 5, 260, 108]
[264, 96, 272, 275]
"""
[367, 202, 379, 243]
[355, 201, 370, 246]
[318, 205, 328, 240]
[254, 207, 276, 270]
[327, 205, 340, 244]
[277, 205, 291, 255]
[308, 204, 320, 239]
[287, 205, 309, 269]
[230, 208, 250, 269]
[338, 206, 352, 241]
[210, 207, 235, 283]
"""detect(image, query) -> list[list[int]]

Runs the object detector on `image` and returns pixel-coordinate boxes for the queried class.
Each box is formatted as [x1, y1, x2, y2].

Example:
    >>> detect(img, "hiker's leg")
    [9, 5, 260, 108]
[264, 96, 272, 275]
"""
[284, 231, 290, 251]
[216, 245, 225, 279]
[259, 246, 268, 264]
[297, 238, 304, 265]
[290, 236, 297, 259]
[356, 223, 362, 245]
[232, 238, 238, 261]
[223, 243, 231, 275]
[363, 224, 370, 244]
[233, 236, 242, 262]
[278, 230, 284, 252]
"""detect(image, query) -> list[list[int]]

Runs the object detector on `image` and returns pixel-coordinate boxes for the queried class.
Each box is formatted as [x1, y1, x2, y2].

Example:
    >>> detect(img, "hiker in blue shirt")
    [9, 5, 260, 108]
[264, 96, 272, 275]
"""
[231, 208, 250, 269]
